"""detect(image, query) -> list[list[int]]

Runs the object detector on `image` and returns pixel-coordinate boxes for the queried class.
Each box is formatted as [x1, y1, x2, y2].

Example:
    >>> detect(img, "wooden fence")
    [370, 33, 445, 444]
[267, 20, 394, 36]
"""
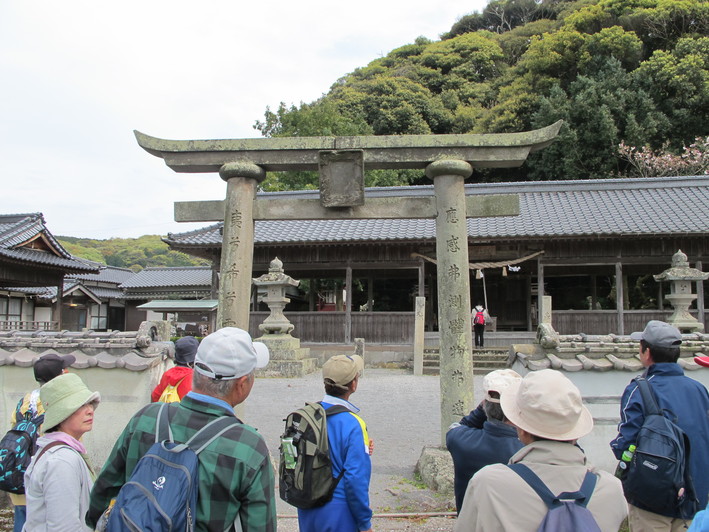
[248, 310, 707, 344]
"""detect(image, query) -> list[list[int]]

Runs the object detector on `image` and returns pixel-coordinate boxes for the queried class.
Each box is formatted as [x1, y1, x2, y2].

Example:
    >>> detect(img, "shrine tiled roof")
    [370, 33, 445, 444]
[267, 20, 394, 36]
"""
[0, 213, 98, 272]
[164, 176, 709, 246]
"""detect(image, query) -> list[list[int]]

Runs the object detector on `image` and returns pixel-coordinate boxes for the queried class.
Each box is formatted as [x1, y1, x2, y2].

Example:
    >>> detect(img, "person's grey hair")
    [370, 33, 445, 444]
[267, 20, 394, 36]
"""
[192, 371, 235, 398]
[483, 397, 506, 422]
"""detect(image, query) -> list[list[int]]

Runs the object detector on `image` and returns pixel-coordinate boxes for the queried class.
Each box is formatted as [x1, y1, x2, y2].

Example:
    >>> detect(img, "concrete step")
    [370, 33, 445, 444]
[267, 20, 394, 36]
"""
[419, 347, 509, 376]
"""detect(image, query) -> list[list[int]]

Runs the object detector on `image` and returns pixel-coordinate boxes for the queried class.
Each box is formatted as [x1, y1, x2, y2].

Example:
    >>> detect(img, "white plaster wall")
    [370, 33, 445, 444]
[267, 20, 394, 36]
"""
[511, 361, 709, 474]
[34, 307, 51, 323]
[1, 363, 169, 470]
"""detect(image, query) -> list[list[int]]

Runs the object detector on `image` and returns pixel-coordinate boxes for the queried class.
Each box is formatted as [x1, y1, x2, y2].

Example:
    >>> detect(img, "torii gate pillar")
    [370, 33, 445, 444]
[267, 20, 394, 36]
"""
[217, 162, 266, 330]
[427, 160, 474, 437]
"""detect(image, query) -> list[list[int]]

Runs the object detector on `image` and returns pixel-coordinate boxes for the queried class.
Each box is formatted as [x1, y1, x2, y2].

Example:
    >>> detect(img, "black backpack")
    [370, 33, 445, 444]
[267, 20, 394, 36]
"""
[621, 376, 699, 518]
[279, 402, 349, 509]
[509, 463, 601, 532]
[0, 391, 44, 494]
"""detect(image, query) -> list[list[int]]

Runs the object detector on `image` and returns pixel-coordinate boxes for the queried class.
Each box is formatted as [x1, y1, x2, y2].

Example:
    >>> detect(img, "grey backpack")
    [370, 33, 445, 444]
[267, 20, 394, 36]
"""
[508, 463, 601, 532]
[279, 402, 349, 509]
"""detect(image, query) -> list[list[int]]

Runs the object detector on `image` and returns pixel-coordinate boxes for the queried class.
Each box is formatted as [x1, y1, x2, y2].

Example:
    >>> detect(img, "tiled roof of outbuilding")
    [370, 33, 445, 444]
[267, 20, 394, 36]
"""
[119, 267, 212, 289]
[71, 266, 135, 285]
[0, 213, 98, 272]
[164, 176, 709, 246]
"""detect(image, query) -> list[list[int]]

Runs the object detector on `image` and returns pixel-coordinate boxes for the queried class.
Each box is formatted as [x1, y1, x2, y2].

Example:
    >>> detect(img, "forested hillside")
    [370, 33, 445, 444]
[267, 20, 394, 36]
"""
[58, 235, 208, 271]
[255, 0, 708, 188]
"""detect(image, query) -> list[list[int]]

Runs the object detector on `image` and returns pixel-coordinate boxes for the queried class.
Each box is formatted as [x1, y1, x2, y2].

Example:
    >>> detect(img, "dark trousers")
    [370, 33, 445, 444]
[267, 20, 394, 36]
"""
[474, 324, 485, 348]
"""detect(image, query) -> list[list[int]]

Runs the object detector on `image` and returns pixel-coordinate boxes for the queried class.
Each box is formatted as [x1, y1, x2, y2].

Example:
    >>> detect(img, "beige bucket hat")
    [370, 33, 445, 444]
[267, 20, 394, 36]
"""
[500, 369, 593, 441]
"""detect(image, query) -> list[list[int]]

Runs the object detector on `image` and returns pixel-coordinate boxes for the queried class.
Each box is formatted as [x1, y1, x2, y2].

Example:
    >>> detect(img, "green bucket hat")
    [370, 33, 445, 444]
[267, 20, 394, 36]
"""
[40, 373, 100, 432]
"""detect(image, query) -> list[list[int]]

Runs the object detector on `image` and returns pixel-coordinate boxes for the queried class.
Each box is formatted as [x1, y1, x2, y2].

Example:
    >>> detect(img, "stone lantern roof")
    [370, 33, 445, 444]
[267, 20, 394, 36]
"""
[654, 249, 709, 282]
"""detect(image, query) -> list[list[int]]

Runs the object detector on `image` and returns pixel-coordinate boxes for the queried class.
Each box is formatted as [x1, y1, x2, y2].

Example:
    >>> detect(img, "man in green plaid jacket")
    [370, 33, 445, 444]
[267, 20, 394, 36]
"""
[86, 328, 276, 532]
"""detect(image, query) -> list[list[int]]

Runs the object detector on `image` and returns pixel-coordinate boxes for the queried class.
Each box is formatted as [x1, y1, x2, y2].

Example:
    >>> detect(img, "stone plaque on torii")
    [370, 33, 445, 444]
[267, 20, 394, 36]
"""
[135, 121, 562, 440]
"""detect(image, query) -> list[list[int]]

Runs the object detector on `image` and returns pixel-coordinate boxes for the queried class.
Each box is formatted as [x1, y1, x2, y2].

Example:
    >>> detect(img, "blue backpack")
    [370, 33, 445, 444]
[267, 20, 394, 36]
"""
[620, 376, 699, 518]
[106, 403, 239, 532]
[508, 463, 601, 532]
[0, 390, 44, 495]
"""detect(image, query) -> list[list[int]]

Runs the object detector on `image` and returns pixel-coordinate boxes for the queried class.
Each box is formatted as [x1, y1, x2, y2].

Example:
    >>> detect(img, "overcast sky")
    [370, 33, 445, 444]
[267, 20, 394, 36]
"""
[0, 0, 487, 239]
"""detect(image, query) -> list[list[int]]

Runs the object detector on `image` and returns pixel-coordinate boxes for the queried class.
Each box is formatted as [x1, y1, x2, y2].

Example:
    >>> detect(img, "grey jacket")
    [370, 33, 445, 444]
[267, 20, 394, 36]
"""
[23, 436, 94, 532]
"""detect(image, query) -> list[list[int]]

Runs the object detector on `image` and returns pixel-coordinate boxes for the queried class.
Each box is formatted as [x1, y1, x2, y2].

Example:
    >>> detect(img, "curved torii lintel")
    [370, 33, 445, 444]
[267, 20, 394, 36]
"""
[134, 120, 563, 174]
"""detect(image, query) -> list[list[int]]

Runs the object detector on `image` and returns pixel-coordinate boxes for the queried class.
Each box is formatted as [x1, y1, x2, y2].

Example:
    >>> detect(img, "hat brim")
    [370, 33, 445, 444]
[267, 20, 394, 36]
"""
[43, 391, 101, 432]
[500, 378, 594, 441]
[629, 331, 644, 341]
[253, 342, 269, 369]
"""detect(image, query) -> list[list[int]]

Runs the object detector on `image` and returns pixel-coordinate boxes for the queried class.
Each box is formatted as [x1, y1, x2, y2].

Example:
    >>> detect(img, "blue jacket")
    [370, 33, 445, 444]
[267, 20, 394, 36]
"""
[298, 396, 372, 531]
[446, 403, 523, 513]
[610, 363, 709, 517]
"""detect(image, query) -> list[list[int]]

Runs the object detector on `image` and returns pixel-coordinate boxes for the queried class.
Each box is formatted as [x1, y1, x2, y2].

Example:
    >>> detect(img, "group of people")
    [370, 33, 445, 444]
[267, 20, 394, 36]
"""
[7, 328, 372, 532]
[448, 319, 709, 531]
[6, 319, 709, 531]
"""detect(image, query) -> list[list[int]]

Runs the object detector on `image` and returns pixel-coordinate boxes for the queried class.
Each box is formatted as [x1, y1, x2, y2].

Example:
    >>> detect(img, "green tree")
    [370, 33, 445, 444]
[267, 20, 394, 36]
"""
[632, 36, 709, 148]
[527, 58, 668, 179]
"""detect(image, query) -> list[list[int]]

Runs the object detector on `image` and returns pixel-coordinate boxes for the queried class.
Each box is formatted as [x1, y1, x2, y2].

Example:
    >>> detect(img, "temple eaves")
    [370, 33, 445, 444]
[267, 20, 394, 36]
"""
[133, 120, 563, 173]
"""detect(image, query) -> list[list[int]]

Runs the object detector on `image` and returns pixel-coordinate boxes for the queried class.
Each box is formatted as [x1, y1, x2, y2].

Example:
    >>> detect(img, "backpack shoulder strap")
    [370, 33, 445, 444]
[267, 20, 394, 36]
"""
[187, 415, 241, 455]
[33, 441, 68, 463]
[634, 376, 661, 416]
[508, 463, 598, 508]
[508, 463, 557, 508]
[155, 402, 175, 443]
[324, 404, 351, 417]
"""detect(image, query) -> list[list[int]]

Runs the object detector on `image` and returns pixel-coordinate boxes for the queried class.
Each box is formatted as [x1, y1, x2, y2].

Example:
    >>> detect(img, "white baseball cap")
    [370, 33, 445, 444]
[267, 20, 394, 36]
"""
[483, 369, 522, 403]
[194, 327, 269, 380]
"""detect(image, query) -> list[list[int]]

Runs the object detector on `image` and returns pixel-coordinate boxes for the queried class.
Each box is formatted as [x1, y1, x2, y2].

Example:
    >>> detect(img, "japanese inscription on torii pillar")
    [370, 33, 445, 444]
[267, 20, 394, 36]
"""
[135, 121, 562, 440]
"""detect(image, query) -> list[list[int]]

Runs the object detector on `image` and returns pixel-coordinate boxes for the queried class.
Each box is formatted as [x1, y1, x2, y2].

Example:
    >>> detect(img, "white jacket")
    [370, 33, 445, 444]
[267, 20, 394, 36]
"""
[23, 436, 94, 532]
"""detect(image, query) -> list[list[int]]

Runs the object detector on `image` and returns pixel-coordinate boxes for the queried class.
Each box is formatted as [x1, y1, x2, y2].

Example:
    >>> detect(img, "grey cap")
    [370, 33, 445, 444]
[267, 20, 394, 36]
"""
[630, 320, 682, 348]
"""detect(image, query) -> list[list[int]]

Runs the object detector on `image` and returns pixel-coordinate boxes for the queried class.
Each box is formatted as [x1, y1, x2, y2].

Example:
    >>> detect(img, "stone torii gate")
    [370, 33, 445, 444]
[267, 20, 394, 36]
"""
[135, 121, 561, 439]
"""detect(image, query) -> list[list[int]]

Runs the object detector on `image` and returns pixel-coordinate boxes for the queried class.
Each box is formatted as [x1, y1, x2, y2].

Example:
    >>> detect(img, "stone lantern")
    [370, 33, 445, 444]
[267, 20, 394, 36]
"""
[251, 257, 317, 376]
[253, 257, 299, 335]
[654, 250, 709, 332]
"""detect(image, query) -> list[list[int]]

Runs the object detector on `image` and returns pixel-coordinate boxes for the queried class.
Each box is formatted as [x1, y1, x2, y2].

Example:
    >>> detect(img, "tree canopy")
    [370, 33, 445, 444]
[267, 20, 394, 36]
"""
[254, 0, 709, 188]
[58, 235, 208, 272]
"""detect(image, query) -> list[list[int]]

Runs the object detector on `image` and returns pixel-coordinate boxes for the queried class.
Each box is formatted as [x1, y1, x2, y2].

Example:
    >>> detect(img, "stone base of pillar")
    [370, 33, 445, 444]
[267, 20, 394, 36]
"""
[254, 334, 318, 377]
[414, 446, 454, 494]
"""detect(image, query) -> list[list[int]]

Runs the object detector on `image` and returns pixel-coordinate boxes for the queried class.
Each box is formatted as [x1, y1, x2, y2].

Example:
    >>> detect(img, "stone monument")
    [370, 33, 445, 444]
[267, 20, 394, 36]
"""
[654, 249, 709, 332]
[134, 121, 562, 442]
[252, 257, 317, 377]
